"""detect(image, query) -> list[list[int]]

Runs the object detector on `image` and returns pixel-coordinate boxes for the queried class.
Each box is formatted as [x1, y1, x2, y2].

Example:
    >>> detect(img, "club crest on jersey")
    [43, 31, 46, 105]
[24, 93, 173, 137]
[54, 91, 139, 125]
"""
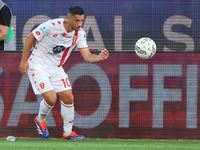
[39, 82, 45, 89]
[72, 36, 78, 45]
[53, 45, 66, 53]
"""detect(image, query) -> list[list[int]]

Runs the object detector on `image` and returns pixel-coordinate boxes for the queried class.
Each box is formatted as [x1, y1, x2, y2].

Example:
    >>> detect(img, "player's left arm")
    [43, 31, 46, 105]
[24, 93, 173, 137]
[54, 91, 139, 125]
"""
[79, 47, 109, 63]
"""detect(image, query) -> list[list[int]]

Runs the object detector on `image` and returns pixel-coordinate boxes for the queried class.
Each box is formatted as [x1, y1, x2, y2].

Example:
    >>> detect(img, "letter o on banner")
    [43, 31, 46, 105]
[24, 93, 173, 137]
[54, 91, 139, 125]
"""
[67, 63, 112, 129]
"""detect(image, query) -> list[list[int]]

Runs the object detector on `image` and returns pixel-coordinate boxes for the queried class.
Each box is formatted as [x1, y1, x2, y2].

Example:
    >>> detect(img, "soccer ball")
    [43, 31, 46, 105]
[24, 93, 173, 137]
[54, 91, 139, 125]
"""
[135, 37, 156, 59]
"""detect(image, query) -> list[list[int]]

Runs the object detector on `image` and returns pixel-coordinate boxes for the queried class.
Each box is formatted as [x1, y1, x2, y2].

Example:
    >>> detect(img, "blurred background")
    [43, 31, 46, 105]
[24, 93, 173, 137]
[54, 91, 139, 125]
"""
[6, 0, 200, 52]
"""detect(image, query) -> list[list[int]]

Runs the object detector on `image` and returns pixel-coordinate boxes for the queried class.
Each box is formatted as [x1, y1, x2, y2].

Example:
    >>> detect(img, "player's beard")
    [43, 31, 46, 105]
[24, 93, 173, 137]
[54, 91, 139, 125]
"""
[71, 26, 80, 31]
[69, 23, 80, 31]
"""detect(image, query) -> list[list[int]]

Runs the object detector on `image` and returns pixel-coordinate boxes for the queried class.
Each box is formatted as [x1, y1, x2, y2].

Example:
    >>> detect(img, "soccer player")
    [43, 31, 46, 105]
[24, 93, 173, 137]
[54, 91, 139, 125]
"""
[19, 5, 109, 140]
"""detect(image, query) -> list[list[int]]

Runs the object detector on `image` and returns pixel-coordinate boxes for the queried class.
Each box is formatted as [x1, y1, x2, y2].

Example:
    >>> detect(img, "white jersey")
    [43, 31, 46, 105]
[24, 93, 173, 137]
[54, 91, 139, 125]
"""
[30, 18, 88, 67]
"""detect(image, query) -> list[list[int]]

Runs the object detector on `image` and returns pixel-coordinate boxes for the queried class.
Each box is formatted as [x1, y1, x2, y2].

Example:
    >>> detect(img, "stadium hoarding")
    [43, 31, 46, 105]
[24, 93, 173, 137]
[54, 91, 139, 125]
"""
[5, 0, 200, 52]
[0, 52, 200, 139]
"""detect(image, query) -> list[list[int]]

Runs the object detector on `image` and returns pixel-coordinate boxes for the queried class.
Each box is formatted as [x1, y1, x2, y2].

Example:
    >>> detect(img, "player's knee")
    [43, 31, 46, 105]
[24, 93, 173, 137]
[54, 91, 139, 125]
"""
[63, 94, 74, 104]
[45, 94, 57, 106]
[67, 94, 74, 104]
[47, 99, 57, 106]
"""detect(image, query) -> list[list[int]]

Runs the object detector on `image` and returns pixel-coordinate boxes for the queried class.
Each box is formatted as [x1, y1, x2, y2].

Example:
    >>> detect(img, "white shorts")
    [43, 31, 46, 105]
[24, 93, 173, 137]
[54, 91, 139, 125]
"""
[27, 64, 72, 95]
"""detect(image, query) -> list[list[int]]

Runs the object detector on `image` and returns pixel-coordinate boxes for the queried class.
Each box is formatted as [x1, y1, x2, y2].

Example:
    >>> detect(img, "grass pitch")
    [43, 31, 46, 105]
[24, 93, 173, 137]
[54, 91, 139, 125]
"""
[0, 137, 200, 150]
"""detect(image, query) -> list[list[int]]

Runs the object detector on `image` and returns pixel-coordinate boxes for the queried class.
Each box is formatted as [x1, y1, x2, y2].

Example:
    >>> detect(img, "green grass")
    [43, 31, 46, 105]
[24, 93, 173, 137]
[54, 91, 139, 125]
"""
[1, 137, 200, 150]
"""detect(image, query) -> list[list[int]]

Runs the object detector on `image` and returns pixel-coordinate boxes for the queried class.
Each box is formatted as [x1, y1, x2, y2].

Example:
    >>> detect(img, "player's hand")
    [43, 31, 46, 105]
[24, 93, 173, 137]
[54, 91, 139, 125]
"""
[99, 49, 109, 60]
[19, 61, 29, 75]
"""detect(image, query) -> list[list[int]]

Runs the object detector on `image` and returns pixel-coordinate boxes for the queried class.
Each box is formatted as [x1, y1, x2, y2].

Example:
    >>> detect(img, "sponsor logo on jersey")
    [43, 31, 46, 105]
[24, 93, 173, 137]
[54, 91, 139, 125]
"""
[53, 45, 65, 53]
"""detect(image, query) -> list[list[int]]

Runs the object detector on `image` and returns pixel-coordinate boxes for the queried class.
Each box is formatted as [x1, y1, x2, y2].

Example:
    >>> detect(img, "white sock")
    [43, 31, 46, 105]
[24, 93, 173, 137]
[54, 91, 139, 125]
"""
[38, 99, 54, 122]
[61, 101, 74, 136]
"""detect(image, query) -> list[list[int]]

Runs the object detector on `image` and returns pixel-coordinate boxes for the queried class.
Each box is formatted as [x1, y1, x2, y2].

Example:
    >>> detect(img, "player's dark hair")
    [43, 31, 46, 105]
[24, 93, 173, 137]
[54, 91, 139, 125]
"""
[68, 5, 84, 16]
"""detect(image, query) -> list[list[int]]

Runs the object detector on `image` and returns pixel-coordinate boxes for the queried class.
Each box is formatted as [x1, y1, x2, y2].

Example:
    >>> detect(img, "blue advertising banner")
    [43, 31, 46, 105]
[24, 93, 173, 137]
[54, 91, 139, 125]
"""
[5, 0, 200, 52]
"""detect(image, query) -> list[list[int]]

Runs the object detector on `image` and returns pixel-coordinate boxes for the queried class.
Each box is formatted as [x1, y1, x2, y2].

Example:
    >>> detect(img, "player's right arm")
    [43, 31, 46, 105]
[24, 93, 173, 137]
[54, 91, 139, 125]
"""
[19, 33, 36, 75]
[19, 20, 51, 75]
